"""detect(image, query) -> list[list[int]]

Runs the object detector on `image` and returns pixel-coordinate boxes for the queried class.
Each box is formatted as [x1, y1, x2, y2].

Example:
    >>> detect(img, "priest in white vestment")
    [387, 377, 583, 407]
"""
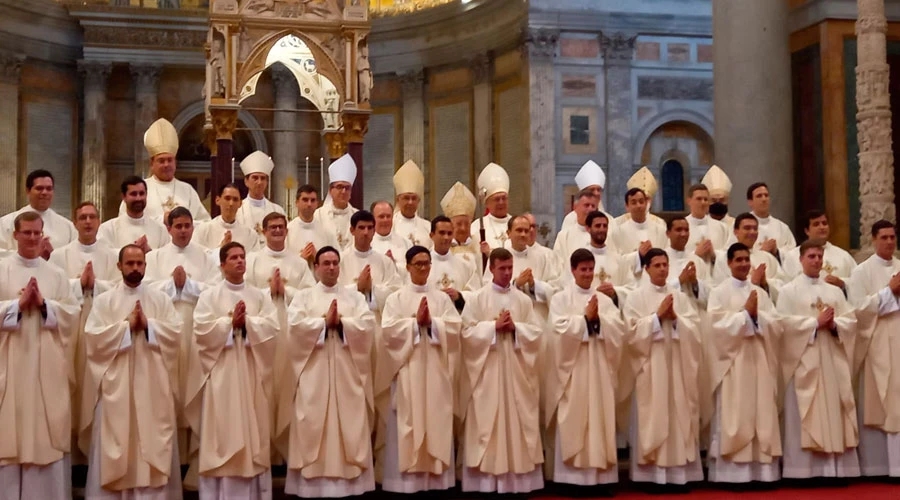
[782, 210, 856, 286]
[685, 184, 729, 264]
[277, 246, 377, 497]
[314, 154, 359, 249]
[339, 210, 403, 312]
[470, 162, 513, 250]
[662, 217, 711, 306]
[459, 248, 544, 493]
[522, 212, 561, 272]
[186, 242, 278, 500]
[80, 244, 184, 499]
[377, 246, 461, 492]
[0, 169, 76, 256]
[442, 182, 483, 274]
[371, 201, 413, 273]
[554, 189, 599, 266]
[0, 212, 80, 499]
[703, 165, 735, 231]
[776, 240, 862, 478]
[744, 182, 797, 259]
[143, 207, 222, 467]
[286, 185, 339, 267]
[99, 176, 171, 252]
[615, 167, 668, 232]
[613, 187, 668, 258]
[123, 118, 210, 223]
[706, 243, 782, 483]
[392, 160, 432, 248]
[561, 160, 608, 230]
[194, 183, 259, 252]
[712, 213, 786, 300]
[848, 220, 900, 476]
[236, 151, 286, 247]
[622, 248, 704, 485]
[544, 248, 625, 486]
[575, 210, 636, 307]
[429, 215, 480, 313]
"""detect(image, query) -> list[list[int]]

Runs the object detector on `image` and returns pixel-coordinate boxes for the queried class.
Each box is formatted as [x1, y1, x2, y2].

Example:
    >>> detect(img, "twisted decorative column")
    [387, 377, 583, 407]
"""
[856, 0, 895, 254]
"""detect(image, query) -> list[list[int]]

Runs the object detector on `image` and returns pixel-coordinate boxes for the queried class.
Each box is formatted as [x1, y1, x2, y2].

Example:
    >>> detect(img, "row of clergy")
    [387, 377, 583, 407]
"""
[4, 200, 900, 500]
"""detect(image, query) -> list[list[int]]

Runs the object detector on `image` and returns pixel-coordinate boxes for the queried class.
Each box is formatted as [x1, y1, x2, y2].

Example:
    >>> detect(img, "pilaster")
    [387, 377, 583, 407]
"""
[78, 60, 111, 217]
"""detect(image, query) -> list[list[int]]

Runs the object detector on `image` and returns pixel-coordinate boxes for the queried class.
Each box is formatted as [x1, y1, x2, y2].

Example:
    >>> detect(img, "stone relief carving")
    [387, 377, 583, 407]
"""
[525, 28, 559, 59]
[84, 26, 206, 48]
[210, 28, 227, 98]
[600, 32, 637, 61]
[130, 64, 162, 92]
[213, 0, 239, 13]
[357, 40, 372, 104]
[399, 70, 424, 94]
[240, 0, 343, 19]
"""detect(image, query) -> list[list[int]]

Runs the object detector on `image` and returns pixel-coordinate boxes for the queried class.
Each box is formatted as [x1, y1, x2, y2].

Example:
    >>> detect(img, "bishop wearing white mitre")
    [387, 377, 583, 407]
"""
[392, 160, 432, 248]
[314, 154, 359, 249]
[470, 162, 512, 250]
[702, 165, 735, 230]
[236, 151, 286, 247]
[560, 160, 611, 231]
[123, 118, 210, 223]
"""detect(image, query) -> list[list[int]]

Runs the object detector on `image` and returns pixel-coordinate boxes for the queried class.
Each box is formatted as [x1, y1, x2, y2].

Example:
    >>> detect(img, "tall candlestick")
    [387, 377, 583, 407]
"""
[231, 157, 235, 183]
[305, 156, 309, 184]
[320, 157, 324, 197]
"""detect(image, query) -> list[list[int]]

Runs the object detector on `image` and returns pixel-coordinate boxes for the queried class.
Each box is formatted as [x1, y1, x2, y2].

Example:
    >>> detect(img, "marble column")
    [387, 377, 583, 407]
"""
[131, 64, 161, 177]
[601, 31, 637, 216]
[713, 0, 793, 226]
[856, 0, 895, 255]
[471, 53, 493, 169]
[401, 70, 426, 203]
[210, 104, 239, 217]
[272, 64, 298, 208]
[79, 61, 111, 217]
[0, 52, 24, 214]
[526, 29, 558, 241]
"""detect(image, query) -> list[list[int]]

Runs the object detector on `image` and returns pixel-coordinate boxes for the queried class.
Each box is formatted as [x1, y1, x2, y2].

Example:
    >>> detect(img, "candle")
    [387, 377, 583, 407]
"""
[231, 157, 235, 183]
[320, 157, 324, 197]
[305, 157, 309, 184]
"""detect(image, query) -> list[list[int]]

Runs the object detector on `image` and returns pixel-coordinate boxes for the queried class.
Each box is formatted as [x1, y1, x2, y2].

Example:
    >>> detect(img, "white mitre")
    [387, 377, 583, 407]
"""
[476, 162, 509, 200]
[143, 118, 179, 157]
[393, 159, 424, 198]
[575, 160, 607, 190]
[440, 182, 476, 219]
[627, 166, 659, 200]
[702, 164, 733, 198]
[328, 154, 357, 185]
[240, 151, 274, 177]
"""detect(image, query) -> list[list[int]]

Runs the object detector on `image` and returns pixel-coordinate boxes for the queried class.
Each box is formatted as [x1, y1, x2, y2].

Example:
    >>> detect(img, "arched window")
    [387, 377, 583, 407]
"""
[661, 159, 684, 211]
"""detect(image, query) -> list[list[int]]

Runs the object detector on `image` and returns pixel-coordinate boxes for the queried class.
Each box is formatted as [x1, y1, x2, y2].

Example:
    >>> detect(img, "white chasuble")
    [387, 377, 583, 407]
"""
[194, 216, 260, 253]
[98, 215, 170, 252]
[314, 199, 358, 250]
[470, 214, 512, 251]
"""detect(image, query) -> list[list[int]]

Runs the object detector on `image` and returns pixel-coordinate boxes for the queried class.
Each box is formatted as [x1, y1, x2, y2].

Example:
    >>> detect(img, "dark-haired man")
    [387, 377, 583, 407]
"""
[340, 210, 402, 312]
[278, 246, 376, 497]
[429, 215, 480, 311]
[371, 200, 413, 273]
[685, 184, 729, 258]
[554, 189, 599, 266]
[236, 151, 286, 247]
[613, 187, 667, 256]
[194, 183, 260, 251]
[286, 185, 339, 267]
[0, 169, 77, 257]
[98, 176, 170, 252]
[712, 213, 786, 300]
[782, 210, 856, 285]
[746, 182, 796, 257]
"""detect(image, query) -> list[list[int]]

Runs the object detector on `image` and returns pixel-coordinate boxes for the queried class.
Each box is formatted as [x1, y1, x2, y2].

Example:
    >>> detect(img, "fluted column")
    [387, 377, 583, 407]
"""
[131, 64, 161, 177]
[472, 54, 493, 169]
[79, 61, 111, 217]
[0, 52, 24, 214]
[857, 0, 895, 254]
[713, 0, 793, 225]
[601, 31, 636, 215]
[401, 70, 426, 199]
[527, 29, 558, 240]
[272, 64, 298, 208]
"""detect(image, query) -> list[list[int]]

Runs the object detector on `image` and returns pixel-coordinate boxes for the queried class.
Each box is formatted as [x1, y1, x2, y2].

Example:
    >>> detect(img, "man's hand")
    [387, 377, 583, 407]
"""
[596, 281, 616, 299]
[695, 239, 714, 259]
[385, 249, 394, 262]
[585, 294, 599, 322]
[357, 265, 372, 295]
[232, 300, 246, 329]
[443, 287, 461, 302]
[416, 297, 431, 326]
[817, 306, 835, 331]
[750, 264, 767, 288]
[744, 290, 758, 320]
[638, 240, 652, 258]
[824, 274, 845, 289]
[657, 294, 677, 321]
[300, 242, 316, 263]
[135, 235, 151, 254]
[760, 238, 778, 256]
[890, 272, 900, 296]
[269, 268, 286, 297]
[80, 261, 95, 291]
[325, 299, 341, 329]
[219, 230, 232, 248]
[173, 266, 187, 290]
[495, 309, 514, 334]
[18, 278, 36, 311]
[39, 237, 53, 260]
[128, 300, 148, 334]
[678, 261, 697, 288]
[515, 268, 535, 290]
[479, 241, 491, 257]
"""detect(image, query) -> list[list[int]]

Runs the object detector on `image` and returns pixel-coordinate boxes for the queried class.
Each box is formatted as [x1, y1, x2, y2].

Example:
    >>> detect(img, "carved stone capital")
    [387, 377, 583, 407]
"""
[470, 53, 491, 85]
[130, 64, 162, 93]
[210, 105, 239, 141]
[399, 70, 425, 95]
[600, 32, 637, 64]
[324, 131, 347, 159]
[78, 61, 111, 91]
[0, 52, 24, 83]
[525, 28, 559, 60]
[342, 110, 370, 144]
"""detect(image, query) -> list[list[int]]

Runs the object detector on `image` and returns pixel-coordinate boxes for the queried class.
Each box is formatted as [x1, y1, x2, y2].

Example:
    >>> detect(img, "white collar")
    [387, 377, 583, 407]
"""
[411, 283, 429, 293]
[666, 246, 687, 257]
[125, 214, 147, 225]
[318, 282, 340, 293]
[452, 237, 472, 247]
[752, 212, 771, 223]
[375, 233, 393, 242]
[354, 247, 373, 258]
[218, 216, 237, 228]
[123, 283, 143, 295]
[630, 218, 648, 228]
[875, 254, 895, 266]
[590, 245, 607, 255]
[575, 284, 593, 295]
[432, 250, 452, 261]
[801, 274, 819, 285]
[247, 196, 266, 208]
[510, 246, 529, 258]
[650, 282, 667, 293]
[225, 280, 245, 291]
[15, 254, 41, 267]
[265, 246, 286, 258]
[486, 213, 509, 224]
[492, 282, 511, 293]
[26, 206, 48, 216]
[150, 175, 173, 186]
[398, 213, 418, 222]
[78, 241, 99, 252]
[730, 277, 749, 288]
[687, 214, 707, 224]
